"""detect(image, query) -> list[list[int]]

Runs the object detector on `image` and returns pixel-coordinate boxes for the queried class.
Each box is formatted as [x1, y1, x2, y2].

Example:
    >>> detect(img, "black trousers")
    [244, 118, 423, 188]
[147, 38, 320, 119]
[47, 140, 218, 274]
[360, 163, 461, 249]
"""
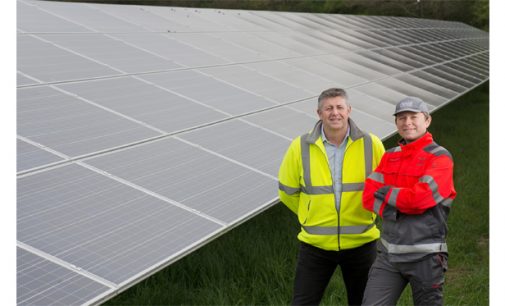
[292, 240, 377, 306]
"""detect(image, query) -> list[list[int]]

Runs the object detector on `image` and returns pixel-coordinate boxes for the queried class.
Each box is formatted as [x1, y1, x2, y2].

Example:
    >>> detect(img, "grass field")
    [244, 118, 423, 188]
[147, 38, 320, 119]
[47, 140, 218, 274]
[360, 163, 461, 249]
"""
[106, 82, 489, 306]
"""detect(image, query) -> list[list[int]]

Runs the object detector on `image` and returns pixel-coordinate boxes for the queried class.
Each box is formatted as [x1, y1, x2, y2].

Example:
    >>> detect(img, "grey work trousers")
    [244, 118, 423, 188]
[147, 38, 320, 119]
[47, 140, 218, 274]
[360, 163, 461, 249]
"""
[362, 251, 448, 306]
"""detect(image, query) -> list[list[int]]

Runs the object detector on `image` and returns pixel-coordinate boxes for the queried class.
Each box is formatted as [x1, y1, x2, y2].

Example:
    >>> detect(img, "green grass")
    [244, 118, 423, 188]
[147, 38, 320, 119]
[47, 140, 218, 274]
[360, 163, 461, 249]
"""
[106, 82, 489, 306]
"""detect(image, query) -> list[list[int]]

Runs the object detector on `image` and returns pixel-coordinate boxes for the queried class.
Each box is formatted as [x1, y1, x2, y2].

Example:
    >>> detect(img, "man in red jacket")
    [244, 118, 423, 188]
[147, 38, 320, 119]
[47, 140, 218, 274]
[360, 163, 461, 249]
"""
[362, 97, 456, 306]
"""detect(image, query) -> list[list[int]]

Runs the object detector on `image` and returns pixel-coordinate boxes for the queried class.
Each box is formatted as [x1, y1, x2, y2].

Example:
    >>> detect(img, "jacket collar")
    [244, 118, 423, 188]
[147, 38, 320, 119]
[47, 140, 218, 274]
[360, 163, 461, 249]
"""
[399, 132, 433, 151]
[305, 118, 365, 144]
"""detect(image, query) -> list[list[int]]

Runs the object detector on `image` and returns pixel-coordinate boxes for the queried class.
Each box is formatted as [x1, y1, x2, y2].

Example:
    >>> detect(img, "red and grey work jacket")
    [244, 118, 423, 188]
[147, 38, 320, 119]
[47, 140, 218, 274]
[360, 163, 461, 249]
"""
[363, 132, 456, 262]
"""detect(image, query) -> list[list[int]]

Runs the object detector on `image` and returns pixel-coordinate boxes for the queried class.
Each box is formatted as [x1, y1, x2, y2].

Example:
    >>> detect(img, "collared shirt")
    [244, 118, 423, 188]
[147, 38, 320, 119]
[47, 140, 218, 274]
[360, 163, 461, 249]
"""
[321, 125, 350, 210]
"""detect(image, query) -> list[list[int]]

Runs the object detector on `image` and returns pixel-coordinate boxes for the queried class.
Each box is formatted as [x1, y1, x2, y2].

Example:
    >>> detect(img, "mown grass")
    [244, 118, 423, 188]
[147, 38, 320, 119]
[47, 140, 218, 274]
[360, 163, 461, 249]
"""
[106, 82, 489, 305]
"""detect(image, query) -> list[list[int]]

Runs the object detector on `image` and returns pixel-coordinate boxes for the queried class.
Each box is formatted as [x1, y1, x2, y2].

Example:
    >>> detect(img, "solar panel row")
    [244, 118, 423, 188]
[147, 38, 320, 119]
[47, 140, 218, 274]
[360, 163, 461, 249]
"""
[17, 0, 488, 304]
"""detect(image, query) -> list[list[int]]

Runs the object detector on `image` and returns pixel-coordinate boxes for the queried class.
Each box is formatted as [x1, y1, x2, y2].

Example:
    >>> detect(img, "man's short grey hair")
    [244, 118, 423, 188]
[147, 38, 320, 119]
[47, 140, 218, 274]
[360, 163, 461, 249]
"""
[317, 88, 348, 109]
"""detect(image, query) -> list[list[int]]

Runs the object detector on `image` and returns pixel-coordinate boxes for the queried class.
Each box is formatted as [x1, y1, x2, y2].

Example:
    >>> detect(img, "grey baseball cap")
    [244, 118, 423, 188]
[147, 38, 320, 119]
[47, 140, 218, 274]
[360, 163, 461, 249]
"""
[393, 96, 429, 116]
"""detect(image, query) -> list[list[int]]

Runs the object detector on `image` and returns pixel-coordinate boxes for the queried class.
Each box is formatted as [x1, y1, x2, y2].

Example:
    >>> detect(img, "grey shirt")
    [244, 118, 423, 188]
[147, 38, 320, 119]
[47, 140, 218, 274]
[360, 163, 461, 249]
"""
[321, 125, 350, 210]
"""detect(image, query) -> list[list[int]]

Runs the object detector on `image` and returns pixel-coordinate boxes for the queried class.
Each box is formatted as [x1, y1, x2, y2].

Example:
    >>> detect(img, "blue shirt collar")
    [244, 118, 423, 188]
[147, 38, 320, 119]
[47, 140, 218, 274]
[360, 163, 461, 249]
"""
[321, 125, 350, 144]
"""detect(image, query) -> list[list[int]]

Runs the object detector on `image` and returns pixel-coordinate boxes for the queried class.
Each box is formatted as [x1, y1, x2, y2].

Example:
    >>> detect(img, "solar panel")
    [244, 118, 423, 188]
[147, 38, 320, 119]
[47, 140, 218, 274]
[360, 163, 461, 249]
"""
[17, 138, 63, 172]
[17, 247, 111, 306]
[17, 0, 488, 304]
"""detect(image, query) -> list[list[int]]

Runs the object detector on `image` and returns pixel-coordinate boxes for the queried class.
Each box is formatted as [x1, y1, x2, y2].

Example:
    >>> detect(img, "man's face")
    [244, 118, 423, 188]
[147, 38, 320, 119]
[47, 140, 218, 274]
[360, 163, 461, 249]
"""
[317, 96, 351, 132]
[395, 111, 431, 142]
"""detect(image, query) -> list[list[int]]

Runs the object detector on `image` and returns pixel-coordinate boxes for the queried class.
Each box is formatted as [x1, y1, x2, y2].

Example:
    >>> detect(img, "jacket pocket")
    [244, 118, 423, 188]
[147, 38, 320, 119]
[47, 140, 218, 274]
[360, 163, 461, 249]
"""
[298, 194, 311, 225]
[302, 200, 311, 224]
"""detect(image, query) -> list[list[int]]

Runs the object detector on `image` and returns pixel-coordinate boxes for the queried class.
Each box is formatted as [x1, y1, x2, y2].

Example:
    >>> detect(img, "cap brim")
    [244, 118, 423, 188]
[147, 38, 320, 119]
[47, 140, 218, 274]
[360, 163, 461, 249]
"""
[393, 108, 424, 115]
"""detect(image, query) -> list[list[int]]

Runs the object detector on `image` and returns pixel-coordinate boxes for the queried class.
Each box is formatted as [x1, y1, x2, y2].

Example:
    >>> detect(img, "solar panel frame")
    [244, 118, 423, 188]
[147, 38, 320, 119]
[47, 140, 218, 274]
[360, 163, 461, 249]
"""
[17, 138, 64, 172]
[198, 64, 314, 103]
[57, 76, 230, 133]
[18, 162, 226, 284]
[141, 70, 278, 115]
[17, 35, 121, 83]
[17, 1, 92, 33]
[17, 85, 161, 158]
[83, 136, 278, 223]
[39, 33, 182, 73]
[111, 32, 231, 67]
[17, 246, 112, 306]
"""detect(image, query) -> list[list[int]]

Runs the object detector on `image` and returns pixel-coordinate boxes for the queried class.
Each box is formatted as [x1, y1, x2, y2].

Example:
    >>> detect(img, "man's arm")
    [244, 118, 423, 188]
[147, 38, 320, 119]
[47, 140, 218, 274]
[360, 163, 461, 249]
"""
[363, 159, 398, 220]
[381, 154, 456, 215]
[363, 136, 397, 220]
[278, 138, 302, 214]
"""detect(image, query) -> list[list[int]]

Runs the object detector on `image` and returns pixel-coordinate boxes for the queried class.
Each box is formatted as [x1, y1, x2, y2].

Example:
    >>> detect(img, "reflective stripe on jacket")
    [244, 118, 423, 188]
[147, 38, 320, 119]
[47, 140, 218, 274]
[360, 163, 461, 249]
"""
[362, 132, 457, 262]
[278, 119, 385, 251]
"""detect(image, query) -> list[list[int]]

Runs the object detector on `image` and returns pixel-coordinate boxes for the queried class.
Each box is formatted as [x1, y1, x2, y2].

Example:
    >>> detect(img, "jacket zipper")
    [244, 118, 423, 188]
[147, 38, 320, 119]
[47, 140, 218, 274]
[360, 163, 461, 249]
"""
[320, 142, 342, 251]
[335, 143, 350, 251]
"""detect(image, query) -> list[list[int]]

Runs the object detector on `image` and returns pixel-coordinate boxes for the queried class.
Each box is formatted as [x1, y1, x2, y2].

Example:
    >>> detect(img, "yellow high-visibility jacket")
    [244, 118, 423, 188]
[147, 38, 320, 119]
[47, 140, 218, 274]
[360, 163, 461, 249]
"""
[278, 119, 385, 251]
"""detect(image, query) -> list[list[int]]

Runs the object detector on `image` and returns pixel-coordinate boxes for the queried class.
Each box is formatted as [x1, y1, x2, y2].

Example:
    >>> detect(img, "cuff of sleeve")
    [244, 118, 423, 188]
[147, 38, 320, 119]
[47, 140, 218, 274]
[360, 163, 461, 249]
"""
[373, 198, 383, 215]
[375, 185, 391, 201]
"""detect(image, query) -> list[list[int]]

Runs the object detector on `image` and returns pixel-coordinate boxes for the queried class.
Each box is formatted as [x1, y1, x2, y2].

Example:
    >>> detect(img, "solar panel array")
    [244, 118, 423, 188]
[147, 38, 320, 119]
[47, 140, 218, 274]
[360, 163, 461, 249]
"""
[17, 0, 489, 304]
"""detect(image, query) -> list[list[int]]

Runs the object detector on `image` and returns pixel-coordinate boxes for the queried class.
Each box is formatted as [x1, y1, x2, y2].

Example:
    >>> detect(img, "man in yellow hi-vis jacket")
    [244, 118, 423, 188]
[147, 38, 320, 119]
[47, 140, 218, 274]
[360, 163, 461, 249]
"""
[278, 88, 385, 306]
